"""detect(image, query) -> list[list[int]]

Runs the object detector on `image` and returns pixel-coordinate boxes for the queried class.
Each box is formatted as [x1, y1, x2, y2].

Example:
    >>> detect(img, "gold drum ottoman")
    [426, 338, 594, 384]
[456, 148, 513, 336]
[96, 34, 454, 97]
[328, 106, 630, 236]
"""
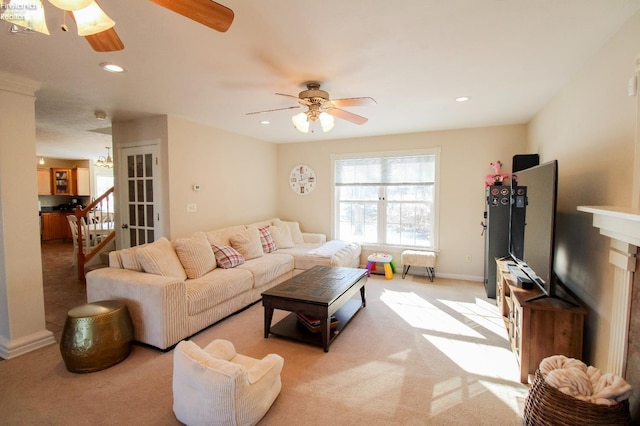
[60, 300, 134, 373]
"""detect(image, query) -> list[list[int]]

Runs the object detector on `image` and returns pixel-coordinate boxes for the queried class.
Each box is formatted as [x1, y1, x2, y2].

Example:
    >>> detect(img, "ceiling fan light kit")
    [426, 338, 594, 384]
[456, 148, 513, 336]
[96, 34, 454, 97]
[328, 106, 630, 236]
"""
[72, 1, 115, 36]
[1, 0, 50, 35]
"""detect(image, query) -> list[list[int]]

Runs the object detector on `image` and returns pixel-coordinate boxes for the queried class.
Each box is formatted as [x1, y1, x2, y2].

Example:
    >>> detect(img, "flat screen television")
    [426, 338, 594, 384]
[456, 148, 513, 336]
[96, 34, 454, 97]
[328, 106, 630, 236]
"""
[508, 160, 558, 300]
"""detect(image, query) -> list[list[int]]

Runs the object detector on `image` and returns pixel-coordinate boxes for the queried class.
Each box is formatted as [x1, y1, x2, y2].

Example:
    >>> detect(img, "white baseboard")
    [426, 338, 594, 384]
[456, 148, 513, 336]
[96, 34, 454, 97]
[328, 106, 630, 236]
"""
[0, 329, 56, 359]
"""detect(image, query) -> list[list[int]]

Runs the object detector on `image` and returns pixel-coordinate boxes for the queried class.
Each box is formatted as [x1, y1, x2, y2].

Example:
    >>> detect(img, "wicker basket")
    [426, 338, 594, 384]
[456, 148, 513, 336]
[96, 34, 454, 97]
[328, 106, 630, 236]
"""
[523, 369, 631, 425]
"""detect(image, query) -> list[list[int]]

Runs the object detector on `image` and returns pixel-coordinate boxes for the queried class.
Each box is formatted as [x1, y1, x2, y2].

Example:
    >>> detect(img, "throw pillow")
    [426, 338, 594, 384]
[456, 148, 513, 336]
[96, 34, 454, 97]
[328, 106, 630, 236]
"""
[256, 226, 277, 253]
[229, 227, 264, 260]
[119, 246, 144, 271]
[174, 232, 217, 279]
[274, 219, 304, 244]
[136, 237, 187, 279]
[212, 245, 245, 269]
[269, 225, 295, 249]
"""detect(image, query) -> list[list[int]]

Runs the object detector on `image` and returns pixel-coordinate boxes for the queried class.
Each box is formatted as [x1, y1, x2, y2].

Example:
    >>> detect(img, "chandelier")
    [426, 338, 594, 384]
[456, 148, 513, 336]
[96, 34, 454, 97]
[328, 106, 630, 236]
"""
[1, 0, 115, 36]
[291, 103, 335, 134]
[95, 146, 113, 168]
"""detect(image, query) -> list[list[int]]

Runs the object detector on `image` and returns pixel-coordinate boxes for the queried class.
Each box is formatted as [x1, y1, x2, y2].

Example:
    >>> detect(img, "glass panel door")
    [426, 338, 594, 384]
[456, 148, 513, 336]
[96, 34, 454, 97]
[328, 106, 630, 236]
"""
[119, 144, 161, 248]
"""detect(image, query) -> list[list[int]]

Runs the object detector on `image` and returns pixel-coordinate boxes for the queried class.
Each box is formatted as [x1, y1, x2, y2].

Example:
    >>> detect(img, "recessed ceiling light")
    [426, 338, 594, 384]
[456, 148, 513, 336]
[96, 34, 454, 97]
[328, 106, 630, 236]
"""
[100, 62, 125, 73]
[260, 120, 270, 125]
[455, 96, 471, 102]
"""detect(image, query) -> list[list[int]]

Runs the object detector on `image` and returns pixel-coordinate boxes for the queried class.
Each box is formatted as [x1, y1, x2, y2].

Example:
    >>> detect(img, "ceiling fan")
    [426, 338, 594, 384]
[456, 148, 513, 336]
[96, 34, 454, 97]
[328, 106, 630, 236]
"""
[85, 0, 234, 52]
[247, 82, 377, 133]
[2, 0, 234, 52]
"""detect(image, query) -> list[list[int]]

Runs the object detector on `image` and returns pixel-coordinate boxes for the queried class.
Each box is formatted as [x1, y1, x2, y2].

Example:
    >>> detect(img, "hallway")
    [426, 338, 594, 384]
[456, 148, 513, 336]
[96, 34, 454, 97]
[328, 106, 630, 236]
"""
[41, 240, 87, 342]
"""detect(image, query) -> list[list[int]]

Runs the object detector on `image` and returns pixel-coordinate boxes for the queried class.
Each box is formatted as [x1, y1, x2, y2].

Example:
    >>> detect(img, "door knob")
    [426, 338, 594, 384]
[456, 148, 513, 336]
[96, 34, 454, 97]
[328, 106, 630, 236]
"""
[121, 224, 129, 229]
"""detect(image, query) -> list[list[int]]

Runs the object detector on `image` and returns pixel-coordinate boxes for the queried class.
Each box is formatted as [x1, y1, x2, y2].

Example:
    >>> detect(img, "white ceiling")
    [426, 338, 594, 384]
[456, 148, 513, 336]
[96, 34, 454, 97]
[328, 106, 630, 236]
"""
[1, 0, 639, 161]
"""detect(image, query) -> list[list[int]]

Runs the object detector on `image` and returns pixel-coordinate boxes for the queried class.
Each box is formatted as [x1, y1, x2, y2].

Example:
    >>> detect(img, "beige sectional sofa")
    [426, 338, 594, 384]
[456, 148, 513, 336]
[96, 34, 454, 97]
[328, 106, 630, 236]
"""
[85, 218, 361, 350]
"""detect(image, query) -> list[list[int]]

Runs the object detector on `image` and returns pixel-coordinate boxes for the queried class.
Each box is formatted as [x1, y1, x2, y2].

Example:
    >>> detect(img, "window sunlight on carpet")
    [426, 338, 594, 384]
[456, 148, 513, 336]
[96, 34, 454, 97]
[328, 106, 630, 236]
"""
[380, 289, 525, 417]
[380, 290, 483, 338]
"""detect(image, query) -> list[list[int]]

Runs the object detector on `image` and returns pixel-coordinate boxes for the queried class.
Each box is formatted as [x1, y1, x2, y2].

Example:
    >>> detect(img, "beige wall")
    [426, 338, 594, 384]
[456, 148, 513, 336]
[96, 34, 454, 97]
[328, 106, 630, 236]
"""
[528, 8, 640, 400]
[277, 125, 527, 279]
[113, 115, 280, 241]
[166, 116, 279, 238]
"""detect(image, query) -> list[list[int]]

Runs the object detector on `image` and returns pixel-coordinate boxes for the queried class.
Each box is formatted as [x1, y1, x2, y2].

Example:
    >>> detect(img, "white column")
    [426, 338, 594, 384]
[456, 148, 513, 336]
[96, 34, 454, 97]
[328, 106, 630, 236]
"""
[578, 206, 640, 377]
[607, 240, 636, 375]
[0, 72, 56, 358]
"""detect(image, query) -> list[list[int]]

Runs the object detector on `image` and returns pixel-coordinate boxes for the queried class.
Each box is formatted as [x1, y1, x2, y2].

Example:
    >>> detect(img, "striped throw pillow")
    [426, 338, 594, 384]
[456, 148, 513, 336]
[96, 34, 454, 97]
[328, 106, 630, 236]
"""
[257, 226, 277, 253]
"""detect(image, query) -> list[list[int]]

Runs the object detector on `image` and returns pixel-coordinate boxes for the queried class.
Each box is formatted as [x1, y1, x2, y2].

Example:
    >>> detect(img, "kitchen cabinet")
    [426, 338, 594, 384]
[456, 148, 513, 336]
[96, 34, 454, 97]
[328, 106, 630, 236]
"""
[41, 212, 72, 241]
[52, 168, 73, 195]
[73, 167, 90, 196]
[37, 168, 52, 195]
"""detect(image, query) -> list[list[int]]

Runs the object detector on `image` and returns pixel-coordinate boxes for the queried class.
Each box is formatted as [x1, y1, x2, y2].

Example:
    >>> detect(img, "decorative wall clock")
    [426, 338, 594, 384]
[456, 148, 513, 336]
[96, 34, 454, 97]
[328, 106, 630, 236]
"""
[289, 164, 316, 195]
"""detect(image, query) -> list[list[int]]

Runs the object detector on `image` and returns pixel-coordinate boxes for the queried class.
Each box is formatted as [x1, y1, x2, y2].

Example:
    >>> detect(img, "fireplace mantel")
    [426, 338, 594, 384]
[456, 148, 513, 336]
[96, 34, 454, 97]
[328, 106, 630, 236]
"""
[578, 206, 640, 249]
[577, 205, 638, 376]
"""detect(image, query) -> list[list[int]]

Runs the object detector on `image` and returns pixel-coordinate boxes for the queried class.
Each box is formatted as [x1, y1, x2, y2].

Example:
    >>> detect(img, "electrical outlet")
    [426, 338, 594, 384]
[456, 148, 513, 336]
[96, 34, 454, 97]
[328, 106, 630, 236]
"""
[466, 255, 472, 263]
[187, 203, 197, 213]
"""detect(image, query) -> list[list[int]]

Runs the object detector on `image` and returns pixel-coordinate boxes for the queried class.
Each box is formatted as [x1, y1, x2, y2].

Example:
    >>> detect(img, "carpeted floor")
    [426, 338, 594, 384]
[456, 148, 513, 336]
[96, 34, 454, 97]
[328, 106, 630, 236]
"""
[0, 242, 529, 425]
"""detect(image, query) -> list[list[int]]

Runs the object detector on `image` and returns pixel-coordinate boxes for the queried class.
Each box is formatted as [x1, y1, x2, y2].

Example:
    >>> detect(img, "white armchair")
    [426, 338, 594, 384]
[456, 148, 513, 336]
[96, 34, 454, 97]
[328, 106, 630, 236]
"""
[172, 339, 284, 426]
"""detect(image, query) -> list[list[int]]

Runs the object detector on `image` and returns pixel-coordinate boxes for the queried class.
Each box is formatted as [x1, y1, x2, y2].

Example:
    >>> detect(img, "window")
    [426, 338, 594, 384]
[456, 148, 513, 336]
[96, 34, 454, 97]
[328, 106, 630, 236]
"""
[333, 149, 439, 249]
[95, 174, 115, 212]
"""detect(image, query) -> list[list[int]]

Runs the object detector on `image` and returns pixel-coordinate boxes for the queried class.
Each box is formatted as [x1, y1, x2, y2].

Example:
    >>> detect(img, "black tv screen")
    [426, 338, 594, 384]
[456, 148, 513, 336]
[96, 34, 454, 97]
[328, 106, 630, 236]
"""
[509, 160, 558, 297]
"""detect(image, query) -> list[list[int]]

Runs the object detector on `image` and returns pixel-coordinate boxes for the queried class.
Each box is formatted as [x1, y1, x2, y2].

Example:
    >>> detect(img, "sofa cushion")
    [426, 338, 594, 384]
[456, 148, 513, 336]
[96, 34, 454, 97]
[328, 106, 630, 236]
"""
[256, 226, 277, 253]
[238, 253, 294, 288]
[136, 237, 187, 280]
[185, 268, 254, 315]
[269, 225, 294, 249]
[205, 225, 247, 247]
[229, 228, 264, 260]
[175, 232, 217, 279]
[120, 248, 141, 271]
[212, 244, 245, 269]
[273, 219, 304, 244]
[276, 241, 361, 270]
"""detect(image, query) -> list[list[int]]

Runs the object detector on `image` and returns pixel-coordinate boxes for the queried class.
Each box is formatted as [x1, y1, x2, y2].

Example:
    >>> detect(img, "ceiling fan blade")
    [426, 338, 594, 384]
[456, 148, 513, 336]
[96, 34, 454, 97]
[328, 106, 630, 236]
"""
[326, 107, 368, 125]
[246, 106, 301, 116]
[149, 0, 234, 32]
[83, 27, 124, 52]
[276, 93, 313, 106]
[67, 11, 124, 52]
[330, 97, 377, 107]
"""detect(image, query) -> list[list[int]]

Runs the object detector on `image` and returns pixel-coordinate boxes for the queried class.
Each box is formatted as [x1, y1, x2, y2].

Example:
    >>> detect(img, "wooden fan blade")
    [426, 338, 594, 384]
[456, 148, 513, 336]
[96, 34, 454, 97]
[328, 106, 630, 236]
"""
[149, 0, 234, 32]
[330, 97, 377, 107]
[246, 106, 301, 115]
[67, 11, 124, 52]
[84, 27, 124, 52]
[327, 107, 368, 125]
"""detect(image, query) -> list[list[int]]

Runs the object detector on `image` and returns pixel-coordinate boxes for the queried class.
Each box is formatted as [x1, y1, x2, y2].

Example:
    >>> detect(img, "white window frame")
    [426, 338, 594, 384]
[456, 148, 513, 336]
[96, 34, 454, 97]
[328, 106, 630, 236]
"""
[331, 148, 440, 251]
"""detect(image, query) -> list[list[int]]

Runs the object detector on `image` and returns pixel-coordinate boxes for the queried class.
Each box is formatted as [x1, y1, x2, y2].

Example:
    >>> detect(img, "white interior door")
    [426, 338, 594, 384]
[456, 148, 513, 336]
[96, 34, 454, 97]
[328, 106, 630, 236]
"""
[119, 144, 161, 248]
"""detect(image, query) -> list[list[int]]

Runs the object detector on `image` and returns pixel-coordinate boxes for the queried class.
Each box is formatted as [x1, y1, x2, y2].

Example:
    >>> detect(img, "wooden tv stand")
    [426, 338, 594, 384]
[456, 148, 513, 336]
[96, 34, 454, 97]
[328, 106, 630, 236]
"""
[495, 258, 587, 383]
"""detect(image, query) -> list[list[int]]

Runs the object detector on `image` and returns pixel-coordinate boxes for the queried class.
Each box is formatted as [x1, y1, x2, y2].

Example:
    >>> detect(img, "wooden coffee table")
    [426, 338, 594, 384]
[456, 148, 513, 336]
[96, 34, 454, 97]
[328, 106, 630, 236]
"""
[262, 266, 367, 352]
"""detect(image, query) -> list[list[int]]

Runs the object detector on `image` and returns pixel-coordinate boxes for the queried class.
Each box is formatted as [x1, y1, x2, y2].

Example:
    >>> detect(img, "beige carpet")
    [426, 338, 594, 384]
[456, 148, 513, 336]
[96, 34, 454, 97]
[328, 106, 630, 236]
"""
[0, 273, 528, 425]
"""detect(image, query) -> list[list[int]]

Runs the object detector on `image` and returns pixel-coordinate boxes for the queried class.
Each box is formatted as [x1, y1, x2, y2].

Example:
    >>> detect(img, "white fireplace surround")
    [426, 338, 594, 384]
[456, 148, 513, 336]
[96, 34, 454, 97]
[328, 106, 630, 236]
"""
[577, 205, 640, 377]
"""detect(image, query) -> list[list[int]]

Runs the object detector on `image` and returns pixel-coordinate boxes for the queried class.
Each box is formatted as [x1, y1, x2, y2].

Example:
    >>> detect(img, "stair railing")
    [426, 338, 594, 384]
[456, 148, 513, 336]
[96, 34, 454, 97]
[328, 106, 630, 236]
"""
[74, 186, 115, 280]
